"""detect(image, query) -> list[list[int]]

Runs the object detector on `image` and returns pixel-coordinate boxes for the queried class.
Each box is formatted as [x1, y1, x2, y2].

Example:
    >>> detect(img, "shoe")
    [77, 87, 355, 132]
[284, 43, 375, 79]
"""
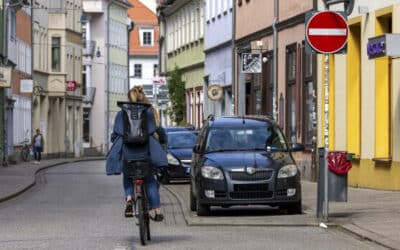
[150, 213, 164, 222]
[125, 200, 134, 218]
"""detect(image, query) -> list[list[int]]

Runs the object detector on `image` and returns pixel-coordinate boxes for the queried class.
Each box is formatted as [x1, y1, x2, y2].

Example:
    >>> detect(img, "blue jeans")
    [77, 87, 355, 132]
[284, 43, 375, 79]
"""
[123, 174, 160, 209]
[34, 146, 42, 161]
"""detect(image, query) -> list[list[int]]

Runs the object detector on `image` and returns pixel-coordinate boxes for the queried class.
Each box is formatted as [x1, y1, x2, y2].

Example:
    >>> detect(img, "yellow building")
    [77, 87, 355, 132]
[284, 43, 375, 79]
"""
[317, 1, 400, 190]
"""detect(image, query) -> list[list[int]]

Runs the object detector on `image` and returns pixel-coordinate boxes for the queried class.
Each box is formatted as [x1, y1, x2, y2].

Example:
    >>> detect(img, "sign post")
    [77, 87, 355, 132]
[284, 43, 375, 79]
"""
[306, 10, 348, 221]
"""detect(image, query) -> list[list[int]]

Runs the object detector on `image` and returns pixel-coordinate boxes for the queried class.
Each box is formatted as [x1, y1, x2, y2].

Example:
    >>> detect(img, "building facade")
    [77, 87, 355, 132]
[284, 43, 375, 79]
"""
[203, 0, 233, 117]
[234, 0, 317, 180]
[318, 0, 400, 190]
[0, 0, 31, 164]
[158, 0, 205, 129]
[128, 0, 169, 126]
[82, 0, 131, 154]
[33, 0, 83, 158]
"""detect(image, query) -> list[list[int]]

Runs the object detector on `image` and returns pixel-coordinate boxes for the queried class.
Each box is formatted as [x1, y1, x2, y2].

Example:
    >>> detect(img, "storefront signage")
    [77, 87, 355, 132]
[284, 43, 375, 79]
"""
[0, 66, 13, 88]
[20, 79, 34, 93]
[368, 34, 400, 59]
[242, 53, 262, 73]
[66, 80, 77, 91]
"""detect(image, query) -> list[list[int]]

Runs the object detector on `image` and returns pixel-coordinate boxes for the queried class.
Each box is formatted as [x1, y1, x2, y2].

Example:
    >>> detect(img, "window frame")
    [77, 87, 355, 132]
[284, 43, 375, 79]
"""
[140, 28, 154, 47]
[301, 42, 317, 148]
[134, 64, 142, 78]
[51, 37, 61, 72]
[285, 43, 298, 143]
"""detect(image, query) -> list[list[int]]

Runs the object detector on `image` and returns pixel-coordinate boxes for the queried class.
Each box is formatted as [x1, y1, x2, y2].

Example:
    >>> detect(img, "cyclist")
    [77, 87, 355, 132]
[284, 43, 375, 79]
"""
[106, 86, 167, 222]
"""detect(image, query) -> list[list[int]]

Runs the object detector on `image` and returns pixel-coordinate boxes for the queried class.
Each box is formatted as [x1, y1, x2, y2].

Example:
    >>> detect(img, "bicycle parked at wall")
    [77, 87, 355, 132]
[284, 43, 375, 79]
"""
[20, 138, 31, 162]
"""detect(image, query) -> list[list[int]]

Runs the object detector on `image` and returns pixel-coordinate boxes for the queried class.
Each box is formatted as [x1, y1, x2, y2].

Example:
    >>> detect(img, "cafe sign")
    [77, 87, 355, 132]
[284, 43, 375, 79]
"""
[367, 34, 400, 59]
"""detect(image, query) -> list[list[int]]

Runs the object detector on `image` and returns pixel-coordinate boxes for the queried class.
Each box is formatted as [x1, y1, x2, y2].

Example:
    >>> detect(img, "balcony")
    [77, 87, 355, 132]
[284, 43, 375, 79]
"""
[83, 87, 96, 104]
[82, 1, 104, 13]
[82, 40, 96, 57]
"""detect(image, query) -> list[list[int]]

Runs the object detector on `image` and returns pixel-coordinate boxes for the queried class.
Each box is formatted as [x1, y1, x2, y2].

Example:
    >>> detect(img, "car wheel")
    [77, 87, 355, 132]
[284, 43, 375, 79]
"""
[160, 171, 170, 184]
[196, 199, 210, 216]
[190, 184, 197, 212]
[280, 201, 302, 215]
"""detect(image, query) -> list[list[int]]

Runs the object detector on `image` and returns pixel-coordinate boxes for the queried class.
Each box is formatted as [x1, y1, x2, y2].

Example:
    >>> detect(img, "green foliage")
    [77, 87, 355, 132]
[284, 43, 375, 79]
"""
[167, 66, 186, 124]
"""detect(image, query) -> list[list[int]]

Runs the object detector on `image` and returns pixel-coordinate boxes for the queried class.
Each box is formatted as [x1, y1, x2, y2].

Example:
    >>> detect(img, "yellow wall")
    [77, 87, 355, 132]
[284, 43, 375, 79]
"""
[347, 22, 361, 157]
[318, 5, 400, 190]
[375, 14, 391, 158]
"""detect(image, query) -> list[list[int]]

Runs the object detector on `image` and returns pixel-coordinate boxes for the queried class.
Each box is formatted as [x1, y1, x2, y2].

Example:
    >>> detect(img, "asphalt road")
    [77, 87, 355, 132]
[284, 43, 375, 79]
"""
[0, 161, 387, 250]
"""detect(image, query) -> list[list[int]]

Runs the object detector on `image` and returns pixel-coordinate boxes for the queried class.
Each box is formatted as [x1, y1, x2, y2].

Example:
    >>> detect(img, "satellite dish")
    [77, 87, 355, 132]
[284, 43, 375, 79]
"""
[207, 85, 223, 101]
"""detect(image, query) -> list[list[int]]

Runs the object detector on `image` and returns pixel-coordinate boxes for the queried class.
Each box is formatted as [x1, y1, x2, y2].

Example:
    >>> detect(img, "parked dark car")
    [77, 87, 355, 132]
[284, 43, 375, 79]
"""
[163, 125, 195, 133]
[190, 115, 304, 216]
[158, 130, 198, 184]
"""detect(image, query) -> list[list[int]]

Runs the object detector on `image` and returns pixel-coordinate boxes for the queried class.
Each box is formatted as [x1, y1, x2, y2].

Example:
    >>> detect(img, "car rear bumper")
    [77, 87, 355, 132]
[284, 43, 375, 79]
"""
[165, 164, 190, 180]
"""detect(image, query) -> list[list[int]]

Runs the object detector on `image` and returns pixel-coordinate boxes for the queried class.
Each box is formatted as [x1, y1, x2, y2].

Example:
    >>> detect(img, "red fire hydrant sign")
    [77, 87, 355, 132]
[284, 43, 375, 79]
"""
[66, 80, 77, 91]
[306, 11, 349, 54]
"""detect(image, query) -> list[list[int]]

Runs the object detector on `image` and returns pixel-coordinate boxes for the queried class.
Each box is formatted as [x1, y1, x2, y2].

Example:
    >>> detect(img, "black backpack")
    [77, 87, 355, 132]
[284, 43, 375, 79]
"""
[117, 102, 152, 145]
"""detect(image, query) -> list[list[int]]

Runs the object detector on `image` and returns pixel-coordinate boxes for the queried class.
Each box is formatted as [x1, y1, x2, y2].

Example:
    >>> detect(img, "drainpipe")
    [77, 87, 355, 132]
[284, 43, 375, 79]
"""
[231, 0, 236, 115]
[105, 1, 113, 154]
[128, 20, 134, 91]
[272, 0, 278, 121]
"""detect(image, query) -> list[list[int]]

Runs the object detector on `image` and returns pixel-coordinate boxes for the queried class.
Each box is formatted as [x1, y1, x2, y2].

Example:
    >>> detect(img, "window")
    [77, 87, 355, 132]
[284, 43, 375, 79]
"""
[9, 10, 16, 40]
[134, 64, 142, 78]
[285, 44, 297, 143]
[140, 29, 153, 46]
[51, 37, 61, 72]
[302, 46, 317, 147]
[153, 64, 158, 77]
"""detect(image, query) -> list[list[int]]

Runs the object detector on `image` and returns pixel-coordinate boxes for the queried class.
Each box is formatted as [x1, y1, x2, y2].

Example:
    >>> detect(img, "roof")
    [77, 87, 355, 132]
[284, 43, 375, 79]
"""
[128, 0, 159, 56]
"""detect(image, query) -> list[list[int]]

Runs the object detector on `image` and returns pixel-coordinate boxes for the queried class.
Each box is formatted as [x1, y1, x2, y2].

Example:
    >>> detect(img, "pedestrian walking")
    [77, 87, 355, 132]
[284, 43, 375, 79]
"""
[32, 129, 44, 164]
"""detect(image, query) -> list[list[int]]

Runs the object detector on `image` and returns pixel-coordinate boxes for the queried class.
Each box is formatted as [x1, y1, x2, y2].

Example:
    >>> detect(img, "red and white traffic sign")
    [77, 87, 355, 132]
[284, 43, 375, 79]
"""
[306, 11, 348, 54]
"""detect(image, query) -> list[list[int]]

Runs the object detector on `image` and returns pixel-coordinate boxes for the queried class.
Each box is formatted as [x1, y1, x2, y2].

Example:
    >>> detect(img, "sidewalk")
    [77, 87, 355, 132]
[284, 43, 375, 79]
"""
[1, 158, 399, 250]
[0, 157, 104, 203]
[165, 181, 400, 250]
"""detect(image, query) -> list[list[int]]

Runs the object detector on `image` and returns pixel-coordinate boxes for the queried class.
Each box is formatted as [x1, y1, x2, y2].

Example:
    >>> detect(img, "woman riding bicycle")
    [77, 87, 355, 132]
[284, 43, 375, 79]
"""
[106, 86, 167, 221]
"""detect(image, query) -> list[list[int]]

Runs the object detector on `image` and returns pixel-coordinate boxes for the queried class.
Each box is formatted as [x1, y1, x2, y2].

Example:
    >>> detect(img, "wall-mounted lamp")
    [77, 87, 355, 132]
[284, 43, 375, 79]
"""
[262, 57, 268, 63]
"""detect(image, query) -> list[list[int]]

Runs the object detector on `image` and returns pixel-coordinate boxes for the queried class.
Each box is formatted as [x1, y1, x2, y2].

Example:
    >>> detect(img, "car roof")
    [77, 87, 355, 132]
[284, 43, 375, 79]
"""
[207, 115, 275, 128]
[167, 130, 198, 135]
[164, 126, 195, 132]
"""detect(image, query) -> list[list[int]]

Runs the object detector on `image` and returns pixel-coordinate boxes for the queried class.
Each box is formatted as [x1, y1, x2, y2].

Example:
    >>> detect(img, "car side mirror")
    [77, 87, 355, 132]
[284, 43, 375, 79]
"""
[193, 144, 201, 153]
[291, 143, 305, 152]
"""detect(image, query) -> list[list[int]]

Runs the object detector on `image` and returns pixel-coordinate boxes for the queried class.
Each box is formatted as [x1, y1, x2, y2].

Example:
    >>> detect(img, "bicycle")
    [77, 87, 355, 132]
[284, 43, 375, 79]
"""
[126, 160, 153, 246]
[20, 139, 31, 162]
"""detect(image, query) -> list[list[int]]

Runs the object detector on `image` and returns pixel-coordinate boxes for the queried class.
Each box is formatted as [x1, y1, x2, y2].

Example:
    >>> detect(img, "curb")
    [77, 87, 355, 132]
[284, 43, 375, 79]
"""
[163, 184, 324, 227]
[0, 157, 105, 204]
[336, 224, 399, 250]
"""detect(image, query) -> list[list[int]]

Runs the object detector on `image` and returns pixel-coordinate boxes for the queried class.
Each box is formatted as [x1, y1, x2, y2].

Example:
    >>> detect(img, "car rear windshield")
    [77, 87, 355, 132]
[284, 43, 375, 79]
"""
[167, 132, 198, 149]
[205, 125, 288, 152]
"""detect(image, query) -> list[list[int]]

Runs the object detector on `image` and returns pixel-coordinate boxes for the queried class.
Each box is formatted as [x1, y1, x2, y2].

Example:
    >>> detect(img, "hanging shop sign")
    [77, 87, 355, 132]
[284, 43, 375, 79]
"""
[66, 80, 77, 91]
[241, 53, 262, 73]
[0, 66, 13, 88]
[367, 34, 400, 59]
[20, 79, 34, 93]
[207, 84, 223, 101]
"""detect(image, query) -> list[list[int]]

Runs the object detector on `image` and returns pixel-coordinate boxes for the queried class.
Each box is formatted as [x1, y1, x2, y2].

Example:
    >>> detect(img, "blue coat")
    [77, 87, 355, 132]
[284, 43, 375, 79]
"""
[105, 107, 168, 175]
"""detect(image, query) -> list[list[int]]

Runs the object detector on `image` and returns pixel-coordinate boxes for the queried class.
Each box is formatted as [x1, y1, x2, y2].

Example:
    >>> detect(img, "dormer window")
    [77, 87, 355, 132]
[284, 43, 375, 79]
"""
[140, 28, 154, 47]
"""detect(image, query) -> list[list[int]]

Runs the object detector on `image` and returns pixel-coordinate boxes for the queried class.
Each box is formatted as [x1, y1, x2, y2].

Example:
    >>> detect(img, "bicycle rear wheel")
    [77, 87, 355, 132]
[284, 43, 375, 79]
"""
[21, 148, 30, 162]
[136, 197, 148, 245]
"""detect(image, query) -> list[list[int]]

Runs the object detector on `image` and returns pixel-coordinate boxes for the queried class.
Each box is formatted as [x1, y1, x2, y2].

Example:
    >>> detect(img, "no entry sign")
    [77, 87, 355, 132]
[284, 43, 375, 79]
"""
[306, 11, 348, 54]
